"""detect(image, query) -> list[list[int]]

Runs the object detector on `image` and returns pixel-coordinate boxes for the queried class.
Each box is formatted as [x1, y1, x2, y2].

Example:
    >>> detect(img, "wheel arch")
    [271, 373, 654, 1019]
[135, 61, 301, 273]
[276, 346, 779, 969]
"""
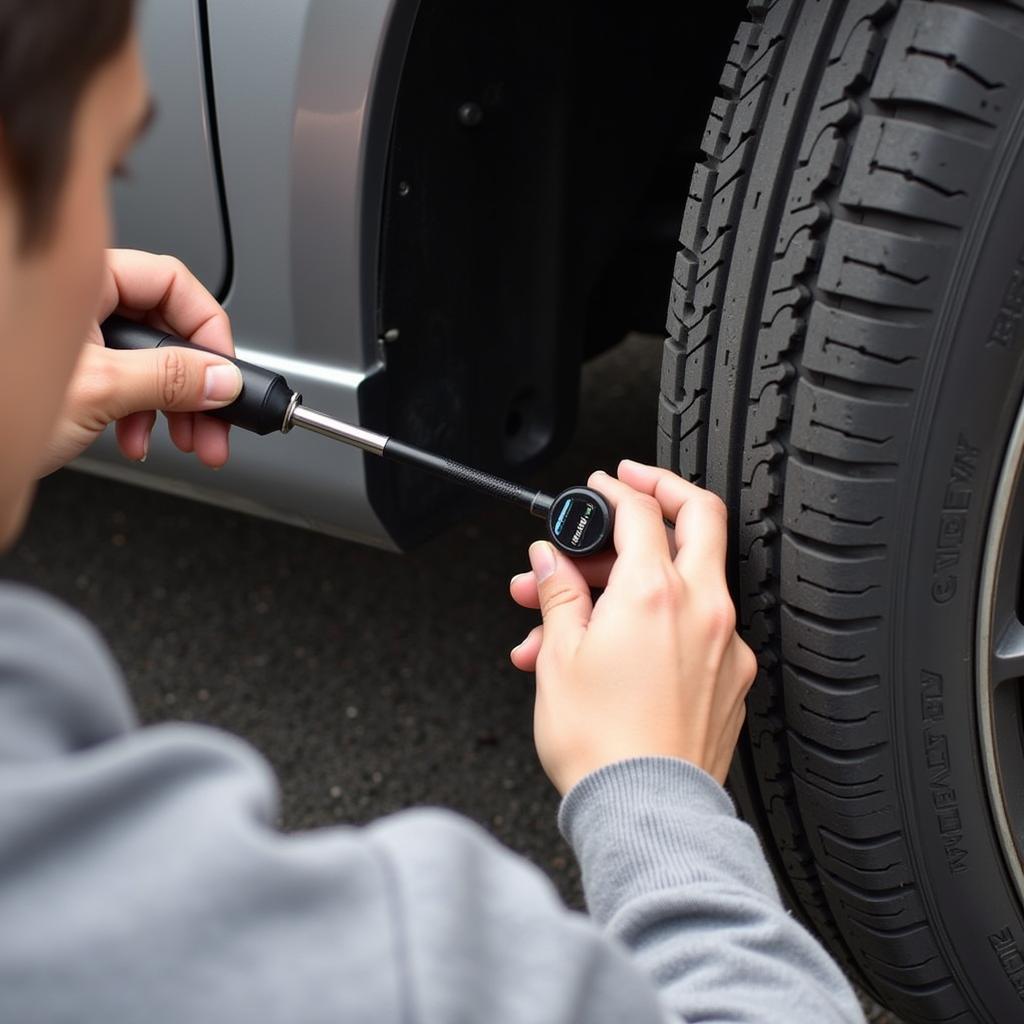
[366, 0, 744, 546]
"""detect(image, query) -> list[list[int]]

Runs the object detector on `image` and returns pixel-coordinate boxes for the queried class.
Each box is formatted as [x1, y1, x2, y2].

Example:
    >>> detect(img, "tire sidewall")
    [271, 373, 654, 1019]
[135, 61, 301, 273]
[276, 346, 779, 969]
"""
[899, 117, 1024, 1013]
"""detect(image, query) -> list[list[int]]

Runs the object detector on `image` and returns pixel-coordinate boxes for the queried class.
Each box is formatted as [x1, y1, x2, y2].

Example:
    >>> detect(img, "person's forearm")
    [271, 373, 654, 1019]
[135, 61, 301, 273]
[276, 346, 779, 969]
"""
[559, 757, 865, 1024]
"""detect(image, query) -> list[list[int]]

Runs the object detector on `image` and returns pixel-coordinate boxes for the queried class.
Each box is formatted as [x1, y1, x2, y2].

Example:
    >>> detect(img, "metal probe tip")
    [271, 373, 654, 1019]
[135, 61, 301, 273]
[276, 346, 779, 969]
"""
[288, 403, 388, 456]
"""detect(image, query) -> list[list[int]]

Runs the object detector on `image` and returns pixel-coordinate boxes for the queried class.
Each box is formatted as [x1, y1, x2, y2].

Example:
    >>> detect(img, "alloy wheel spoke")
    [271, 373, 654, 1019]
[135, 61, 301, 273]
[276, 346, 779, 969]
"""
[993, 618, 1024, 687]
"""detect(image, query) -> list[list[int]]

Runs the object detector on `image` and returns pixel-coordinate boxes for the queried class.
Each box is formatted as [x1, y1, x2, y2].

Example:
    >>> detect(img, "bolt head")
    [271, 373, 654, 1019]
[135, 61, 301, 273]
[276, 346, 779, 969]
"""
[457, 102, 484, 128]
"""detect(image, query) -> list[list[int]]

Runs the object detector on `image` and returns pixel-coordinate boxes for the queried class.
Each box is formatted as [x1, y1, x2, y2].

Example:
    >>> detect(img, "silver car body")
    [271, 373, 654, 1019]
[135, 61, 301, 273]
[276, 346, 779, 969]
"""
[86, 0, 416, 548]
[87, 1, 706, 549]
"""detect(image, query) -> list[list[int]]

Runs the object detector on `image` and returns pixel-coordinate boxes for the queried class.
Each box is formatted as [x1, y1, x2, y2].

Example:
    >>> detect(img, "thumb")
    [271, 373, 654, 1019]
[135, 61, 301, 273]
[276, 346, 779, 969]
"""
[96, 345, 243, 421]
[529, 541, 592, 660]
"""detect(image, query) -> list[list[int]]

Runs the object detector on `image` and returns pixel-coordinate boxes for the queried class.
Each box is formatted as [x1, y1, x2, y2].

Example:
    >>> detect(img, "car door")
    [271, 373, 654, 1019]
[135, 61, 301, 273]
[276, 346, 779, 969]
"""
[113, 1, 229, 298]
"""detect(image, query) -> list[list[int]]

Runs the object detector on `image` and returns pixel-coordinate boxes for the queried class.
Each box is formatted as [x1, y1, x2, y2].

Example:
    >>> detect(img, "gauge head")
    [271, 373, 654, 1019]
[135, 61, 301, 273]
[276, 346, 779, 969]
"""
[546, 486, 613, 557]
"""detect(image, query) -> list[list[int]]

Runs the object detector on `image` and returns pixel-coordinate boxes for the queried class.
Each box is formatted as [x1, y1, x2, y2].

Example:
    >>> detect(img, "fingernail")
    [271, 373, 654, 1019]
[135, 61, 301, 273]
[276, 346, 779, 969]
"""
[510, 634, 531, 658]
[204, 363, 243, 403]
[510, 572, 530, 587]
[139, 431, 150, 463]
[529, 541, 556, 583]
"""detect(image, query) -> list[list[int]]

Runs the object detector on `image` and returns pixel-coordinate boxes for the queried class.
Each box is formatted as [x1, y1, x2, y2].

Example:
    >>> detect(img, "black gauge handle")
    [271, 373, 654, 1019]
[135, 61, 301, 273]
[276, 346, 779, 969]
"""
[100, 317, 615, 558]
[100, 315, 297, 435]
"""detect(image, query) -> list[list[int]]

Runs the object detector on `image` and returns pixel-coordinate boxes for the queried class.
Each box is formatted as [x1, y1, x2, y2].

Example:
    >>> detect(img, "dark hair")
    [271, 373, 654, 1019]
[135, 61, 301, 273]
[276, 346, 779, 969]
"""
[0, 0, 135, 250]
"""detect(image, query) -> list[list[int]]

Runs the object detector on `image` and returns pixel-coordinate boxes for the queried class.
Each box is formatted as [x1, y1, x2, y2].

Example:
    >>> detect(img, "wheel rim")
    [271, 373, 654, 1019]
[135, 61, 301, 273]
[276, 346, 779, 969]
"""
[978, 394, 1024, 907]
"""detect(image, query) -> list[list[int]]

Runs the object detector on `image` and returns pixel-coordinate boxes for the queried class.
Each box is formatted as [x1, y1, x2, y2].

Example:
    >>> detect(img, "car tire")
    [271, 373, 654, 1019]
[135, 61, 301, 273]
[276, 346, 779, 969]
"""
[658, 1, 1024, 1020]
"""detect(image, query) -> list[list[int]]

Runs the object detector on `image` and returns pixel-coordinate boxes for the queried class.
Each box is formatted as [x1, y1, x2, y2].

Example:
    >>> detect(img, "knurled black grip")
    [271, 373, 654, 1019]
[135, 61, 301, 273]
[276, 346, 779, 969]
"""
[383, 439, 539, 508]
[100, 315, 296, 435]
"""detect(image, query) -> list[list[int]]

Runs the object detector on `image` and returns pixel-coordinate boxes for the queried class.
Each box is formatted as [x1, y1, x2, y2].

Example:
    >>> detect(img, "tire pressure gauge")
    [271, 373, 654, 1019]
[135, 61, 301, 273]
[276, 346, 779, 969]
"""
[545, 487, 613, 557]
[101, 317, 614, 558]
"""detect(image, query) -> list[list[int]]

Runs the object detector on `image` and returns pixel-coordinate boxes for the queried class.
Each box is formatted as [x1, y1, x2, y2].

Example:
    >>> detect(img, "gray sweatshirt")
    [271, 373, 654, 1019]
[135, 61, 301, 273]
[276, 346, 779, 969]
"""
[0, 582, 864, 1023]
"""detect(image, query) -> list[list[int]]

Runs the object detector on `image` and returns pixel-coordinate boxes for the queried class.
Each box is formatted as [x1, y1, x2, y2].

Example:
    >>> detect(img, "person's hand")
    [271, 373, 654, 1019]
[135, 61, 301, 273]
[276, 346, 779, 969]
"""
[38, 249, 243, 477]
[508, 460, 758, 794]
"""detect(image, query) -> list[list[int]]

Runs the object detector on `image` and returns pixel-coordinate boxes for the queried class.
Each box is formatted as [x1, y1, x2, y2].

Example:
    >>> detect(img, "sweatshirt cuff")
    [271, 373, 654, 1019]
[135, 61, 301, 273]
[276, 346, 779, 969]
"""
[558, 756, 780, 925]
[558, 756, 734, 835]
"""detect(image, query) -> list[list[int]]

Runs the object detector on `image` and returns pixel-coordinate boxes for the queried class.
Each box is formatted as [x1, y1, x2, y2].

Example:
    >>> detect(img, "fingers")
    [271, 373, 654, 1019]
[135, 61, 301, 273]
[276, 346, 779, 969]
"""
[102, 250, 235, 357]
[587, 469, 678, 559]
[95, 346, 242, 422]
[192, 415, 230, 468]
[167, 411, 194, 453]
[615, 460, 728, 583]
[94, 344, 238, 465]
[586, 470, 673, 571]
[115, 410, 155, 462]
[93, 252, 238, 470]
[616, 459, 708, 543]
[125, 410, 229, 468]
[510, 625, 542, 672]
[509, 468, 683, 611]
[671, 484, 728, 584]
[529, 541, 593, 662]
[509, 548, 616, 609]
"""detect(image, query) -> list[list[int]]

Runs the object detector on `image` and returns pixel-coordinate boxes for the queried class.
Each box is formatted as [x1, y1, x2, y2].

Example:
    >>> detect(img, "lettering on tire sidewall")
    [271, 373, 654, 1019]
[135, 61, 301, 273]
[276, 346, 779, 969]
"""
[901, 166, 1024, 1006]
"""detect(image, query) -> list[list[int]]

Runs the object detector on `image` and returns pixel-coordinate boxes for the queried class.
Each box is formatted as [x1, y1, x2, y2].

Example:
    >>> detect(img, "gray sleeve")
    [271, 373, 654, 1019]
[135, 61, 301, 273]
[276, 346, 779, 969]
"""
[558, 757, 866, 1024]
[0, 585, 663, 1024]
[0, 583, 136, 759]
[366, 809, 668, 1024]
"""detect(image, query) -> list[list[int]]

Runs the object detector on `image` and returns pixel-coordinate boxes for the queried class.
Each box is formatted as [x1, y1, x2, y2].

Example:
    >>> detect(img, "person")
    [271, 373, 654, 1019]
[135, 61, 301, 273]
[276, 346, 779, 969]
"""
[0, 3, 866, 1022]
